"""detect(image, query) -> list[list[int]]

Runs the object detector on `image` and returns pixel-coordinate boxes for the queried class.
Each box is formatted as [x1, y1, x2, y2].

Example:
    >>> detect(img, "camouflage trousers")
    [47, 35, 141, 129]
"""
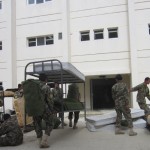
[115, 101, 133, 128]
[68, 111, 80, 123]
[138, 102, 150, 117]
[33, 110, 54, 138]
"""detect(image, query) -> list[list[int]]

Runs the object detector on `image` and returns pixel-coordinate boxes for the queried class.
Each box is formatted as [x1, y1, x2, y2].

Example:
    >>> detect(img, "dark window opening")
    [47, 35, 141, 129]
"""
[36, 0, 44, 4]
[108, 28, 118, 38]
[80, 31, 90, 41]
[46, 35, 54, 45]
[28, 38, 36, 47]
[94, 29, 104, 40]
[58, 32, 62, 40]
[37, 37, 44, 46]
[0, 41, 2, 50]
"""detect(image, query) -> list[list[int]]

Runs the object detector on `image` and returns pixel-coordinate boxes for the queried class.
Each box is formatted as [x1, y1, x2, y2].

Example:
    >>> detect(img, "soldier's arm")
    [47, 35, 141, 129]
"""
[130, 84, 141, 92]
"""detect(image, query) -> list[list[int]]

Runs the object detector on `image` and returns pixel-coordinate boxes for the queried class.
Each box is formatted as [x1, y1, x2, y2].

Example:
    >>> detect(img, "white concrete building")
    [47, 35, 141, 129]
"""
[0, 0, 150, 110]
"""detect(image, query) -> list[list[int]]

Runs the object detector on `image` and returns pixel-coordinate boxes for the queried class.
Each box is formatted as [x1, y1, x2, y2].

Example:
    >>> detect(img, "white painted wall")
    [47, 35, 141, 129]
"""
[1, 0, 150, 110]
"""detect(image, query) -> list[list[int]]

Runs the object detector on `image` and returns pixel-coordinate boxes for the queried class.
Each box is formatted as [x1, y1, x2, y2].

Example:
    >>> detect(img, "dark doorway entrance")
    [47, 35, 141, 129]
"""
[91, 78, 116, 109]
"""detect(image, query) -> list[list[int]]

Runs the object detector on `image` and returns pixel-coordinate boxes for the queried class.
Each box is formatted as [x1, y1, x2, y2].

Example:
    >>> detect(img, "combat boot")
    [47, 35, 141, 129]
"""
[129, 128, 137, 136]
[40, 134, 50, 148]
[115, 127, 125, 135]
[69, 119, 72, 127]
[73, 123, 78, 129]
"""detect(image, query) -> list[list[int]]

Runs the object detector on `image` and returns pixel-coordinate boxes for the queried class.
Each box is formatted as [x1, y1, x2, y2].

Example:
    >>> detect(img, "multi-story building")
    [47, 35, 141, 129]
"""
[0, 0, 150, 110]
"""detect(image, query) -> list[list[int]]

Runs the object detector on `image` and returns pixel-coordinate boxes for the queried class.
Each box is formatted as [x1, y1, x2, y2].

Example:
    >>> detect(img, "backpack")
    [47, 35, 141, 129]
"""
[22, 79, 45, 116]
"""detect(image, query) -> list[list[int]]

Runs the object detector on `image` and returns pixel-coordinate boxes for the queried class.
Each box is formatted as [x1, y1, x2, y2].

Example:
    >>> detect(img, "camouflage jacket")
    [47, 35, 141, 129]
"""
[52, 87, 63, 101]
[40, 82, 54, 112]
[112, 81, 129, 104]
[0, 118, 23, 145]
[131, 82, 150, 103]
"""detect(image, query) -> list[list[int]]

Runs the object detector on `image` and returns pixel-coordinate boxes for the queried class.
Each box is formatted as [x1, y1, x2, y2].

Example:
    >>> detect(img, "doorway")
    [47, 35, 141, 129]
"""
[91, 78, 115, 109]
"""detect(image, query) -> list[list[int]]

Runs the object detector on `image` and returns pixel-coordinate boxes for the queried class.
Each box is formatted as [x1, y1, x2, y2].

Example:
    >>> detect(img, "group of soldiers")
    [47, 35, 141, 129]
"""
[1, 73, 150, 147]
[0, 73, 80, 148]
[112, 74, 150, 136]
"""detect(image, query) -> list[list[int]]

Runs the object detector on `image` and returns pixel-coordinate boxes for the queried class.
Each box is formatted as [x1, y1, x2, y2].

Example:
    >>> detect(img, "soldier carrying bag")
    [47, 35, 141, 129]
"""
[22, 79, 45, 116]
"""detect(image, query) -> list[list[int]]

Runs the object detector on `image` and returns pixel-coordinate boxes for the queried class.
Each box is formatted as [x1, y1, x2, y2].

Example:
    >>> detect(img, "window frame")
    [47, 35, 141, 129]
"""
[94, 29, 104, 40]
[28, 35, 54, 47]
[108, 27, 118, 39]
[27, 0, 52, 4]
[80, 30, 90, 41]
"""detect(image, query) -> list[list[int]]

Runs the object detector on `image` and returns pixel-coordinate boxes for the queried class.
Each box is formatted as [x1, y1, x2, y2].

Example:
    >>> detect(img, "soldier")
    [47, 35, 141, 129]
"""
[33, 73, 54, 148]
[112, 74, 137, 136]
[130, 77, 150, 118]
[0, 114, 23, 146]
[52, 82, 67, 126]
[67, 83, 80, 129]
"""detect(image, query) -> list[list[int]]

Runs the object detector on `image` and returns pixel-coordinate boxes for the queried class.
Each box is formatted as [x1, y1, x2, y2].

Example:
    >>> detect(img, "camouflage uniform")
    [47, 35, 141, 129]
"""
[52, 86, 63, 118]
[67, 84, 80, 127]
[112, 81, 133, 128]
[131, 83, 150, 116]
[0, 118, 23, 146]
[33, 82, 54, 138]
[52, 87, 63, 102]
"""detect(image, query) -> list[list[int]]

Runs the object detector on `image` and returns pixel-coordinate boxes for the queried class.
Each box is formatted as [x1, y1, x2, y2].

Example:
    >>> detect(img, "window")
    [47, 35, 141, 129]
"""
[28, 0, 34, 4]
[28, 38, 36, 47]
[28, 35, 54, 47]
[46, 35, 54, 44]
[0, 41, 2, 50]
[80, 31, 90, 41]
[94, 29, 104, 40]
[37, 37, 44, 46]
[108, 27, 118, 38]
[28, 0, 52, 4]
[149, 24, 150, 34]
[0, 1, 2, 9]
[36, 0, 43, 4]
[58, 32, 62, 40]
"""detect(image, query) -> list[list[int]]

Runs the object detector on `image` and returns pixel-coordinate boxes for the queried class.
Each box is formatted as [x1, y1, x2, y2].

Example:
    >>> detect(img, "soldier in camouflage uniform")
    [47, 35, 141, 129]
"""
[112, 74, 137, 136]
[0, 114, 23, 146]
[67, 83, 80, 129]
[130, 77, 150, 118]
[33, 73, 54, 148]
[52, 82, 67, 126]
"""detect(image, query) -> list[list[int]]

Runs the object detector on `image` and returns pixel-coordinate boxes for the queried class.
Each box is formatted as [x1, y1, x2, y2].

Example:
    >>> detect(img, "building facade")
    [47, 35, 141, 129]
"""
[0, 0, 150, 110]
